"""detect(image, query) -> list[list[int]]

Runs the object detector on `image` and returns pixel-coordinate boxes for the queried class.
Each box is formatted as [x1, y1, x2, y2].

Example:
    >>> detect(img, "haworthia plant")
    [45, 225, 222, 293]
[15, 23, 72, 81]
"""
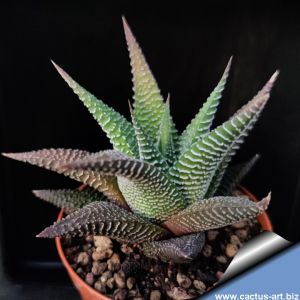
[3, 18, 277, 263]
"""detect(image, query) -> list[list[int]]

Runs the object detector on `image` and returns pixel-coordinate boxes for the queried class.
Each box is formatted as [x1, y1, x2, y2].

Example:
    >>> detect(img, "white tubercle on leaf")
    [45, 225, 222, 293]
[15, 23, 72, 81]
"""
[51, 61, 139, 158]
[170, 71, 279, 203]
[122, 17, 178, 150]
[179, 56, 233, 154]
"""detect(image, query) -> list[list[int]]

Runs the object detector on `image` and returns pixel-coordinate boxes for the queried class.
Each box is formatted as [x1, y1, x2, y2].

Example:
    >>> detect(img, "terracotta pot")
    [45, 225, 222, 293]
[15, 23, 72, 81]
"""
[55, 187, 273, 300]
[55, 209, 110, 300]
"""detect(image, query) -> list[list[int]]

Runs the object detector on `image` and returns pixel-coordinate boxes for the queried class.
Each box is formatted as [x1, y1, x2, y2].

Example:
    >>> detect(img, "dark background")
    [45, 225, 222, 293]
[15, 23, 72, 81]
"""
[0, 1, 299, 298]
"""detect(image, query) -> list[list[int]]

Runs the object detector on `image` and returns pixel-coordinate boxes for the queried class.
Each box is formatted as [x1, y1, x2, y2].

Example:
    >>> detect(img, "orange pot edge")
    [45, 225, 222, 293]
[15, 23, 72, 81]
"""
[55, 209, 111, 300]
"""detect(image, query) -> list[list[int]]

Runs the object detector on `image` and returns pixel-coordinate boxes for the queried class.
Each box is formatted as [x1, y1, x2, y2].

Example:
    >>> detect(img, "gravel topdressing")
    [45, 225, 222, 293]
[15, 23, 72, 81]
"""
[62, 219, 261, 300]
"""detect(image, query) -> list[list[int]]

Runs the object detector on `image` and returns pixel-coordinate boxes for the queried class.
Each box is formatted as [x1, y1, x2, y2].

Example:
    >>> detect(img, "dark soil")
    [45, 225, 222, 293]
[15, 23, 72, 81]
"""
[62, 219, 261, 300]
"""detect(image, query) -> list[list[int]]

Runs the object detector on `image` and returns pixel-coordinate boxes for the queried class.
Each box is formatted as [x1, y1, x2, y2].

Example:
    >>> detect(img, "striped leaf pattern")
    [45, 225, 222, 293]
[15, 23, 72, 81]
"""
[204, 72, 278, 198]
[157, 97, 178, 164]
[216, 154, 260, 196]
[32, 188, 106, 212]
[2, 19, 277, 263]
[37, 201, 169, 243]
[2, 149, 127, 206]
[63, 150, 186, 221]
[163, 194, 271, 235]
[122, 17, 178, 148]
[170, 71, 278, 203]
[142, 232, 205, 263]
[179, 57, 232, 155]
[51, 61, 138, 158]
[130, 106, 169, 172]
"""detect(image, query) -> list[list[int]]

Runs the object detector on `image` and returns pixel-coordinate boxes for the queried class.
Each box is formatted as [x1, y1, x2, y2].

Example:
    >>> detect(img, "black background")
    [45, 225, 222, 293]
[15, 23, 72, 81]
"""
[0, 0, 299, 288]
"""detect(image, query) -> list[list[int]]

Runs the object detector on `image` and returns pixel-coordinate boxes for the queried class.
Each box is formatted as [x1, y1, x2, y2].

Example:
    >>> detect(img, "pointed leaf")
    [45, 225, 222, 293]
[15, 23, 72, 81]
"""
[170, 72, 278, 202]
[157, 96, 178, 163]
[142, 232, 205, 263]
[130, 104, 169, 172]
[51, 61, 138, 157]
[179, 57, 232, 154]
[32, 188, 106, 212]
[37, 201, 169, 243]
[123, 17, 178, 147]
[64, 150, 186, 221]
[163, 194, 271, 235]
[216, 154, 260, 196]
[204, 72, 278, 198]
[3, 149, 127, 207]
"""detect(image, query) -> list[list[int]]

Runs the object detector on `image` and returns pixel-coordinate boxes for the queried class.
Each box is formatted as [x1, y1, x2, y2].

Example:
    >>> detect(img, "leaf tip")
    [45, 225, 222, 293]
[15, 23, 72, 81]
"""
[2, 152, 13, 158]
[51, 60, 63, 75]
[254, 153, 261, 159]
[121, 15, 128, 26]
[226, 56, 233, 71]
[264, 70, 279, 93]
[32, 190, 48, 200]
[250, 153, 260, 166]
[51, 61, 74, 87]
[272, 70, 280, 82]
[32, 190, 40, 197]
[258, 192, 271, 211]
[166, 93, 170, 105]
[122, 15, 134, 43]
[36, 226, 55, 238]
[2, 152, 24, 161]
[50, 59, 57, 67]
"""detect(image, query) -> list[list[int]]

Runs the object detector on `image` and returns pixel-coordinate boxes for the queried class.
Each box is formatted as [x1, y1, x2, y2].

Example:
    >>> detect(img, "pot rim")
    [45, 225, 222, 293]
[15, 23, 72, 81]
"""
[55, 209, 111, 300]
[55, 186, 273, 298]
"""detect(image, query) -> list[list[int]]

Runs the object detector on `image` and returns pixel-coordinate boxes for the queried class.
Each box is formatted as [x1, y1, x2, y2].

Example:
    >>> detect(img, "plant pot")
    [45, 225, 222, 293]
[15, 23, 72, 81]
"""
[55, 209, 110, 300]
[55, 187, 273, 300]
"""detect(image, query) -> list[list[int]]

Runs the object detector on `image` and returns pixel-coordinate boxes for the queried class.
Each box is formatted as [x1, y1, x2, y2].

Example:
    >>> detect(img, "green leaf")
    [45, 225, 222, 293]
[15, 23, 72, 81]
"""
[169, 71, 278, 203]
[51, 61, 138, 158]
[64, 150, 186, 221]
[130, 104, 169, 172]
[157, 96, 178, 163]
[163, 194, 271, 235]
[32, 188, 106, 212]
[204, 71, 278, 198]
[37, 201, 169, 243]
[142, 232, 205, 263]
[2, 149, 127, 207]
[179, 57, 232, 154]
[122, 17, 178, 148]
[216, 154, 260, 196]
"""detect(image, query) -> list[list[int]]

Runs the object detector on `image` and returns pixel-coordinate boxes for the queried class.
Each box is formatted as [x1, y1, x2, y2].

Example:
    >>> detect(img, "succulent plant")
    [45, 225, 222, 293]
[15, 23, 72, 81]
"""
[3, 18, 277, 264]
